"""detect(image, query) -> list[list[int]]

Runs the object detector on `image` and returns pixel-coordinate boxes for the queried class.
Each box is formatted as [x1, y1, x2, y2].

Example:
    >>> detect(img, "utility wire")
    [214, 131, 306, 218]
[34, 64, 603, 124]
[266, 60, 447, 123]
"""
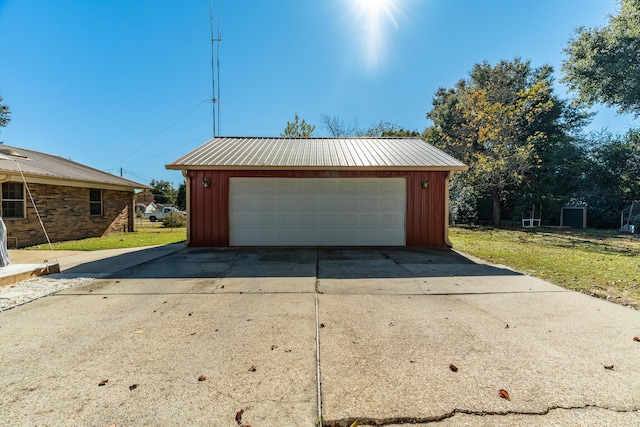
[112, 101, 206, 168]
[122, 131, 211, 169]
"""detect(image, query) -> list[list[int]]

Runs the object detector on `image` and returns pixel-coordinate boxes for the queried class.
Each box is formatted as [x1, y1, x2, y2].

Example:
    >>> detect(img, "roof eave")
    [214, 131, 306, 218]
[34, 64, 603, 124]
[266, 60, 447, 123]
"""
[165, 164, 468, 172]
[1, 172, 152, 191]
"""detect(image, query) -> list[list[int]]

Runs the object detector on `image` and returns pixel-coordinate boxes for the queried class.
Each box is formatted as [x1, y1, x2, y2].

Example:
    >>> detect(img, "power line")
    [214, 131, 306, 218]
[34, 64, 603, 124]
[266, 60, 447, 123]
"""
[111, 100, 207, 169]
[122, 130, 211, 169]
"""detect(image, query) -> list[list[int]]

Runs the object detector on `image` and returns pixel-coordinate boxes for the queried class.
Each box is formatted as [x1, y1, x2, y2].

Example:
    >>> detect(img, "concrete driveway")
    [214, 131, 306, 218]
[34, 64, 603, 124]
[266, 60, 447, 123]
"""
[1, 246, 639, 426]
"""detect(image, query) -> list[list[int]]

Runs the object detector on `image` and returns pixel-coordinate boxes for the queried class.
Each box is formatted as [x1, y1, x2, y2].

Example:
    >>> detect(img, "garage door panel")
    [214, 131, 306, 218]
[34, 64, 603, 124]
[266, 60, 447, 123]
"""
[359, 197, 378, 210]
[257, 181, 276, 193]
[229, 178, 406, 246]
[340, 198, 357, 211]
[340, 181, 358, 192]
[320, 214, 338, 227]
[298, 197, 315, 210]
[318, 197, 338, 211]
[320, 181, 338, 192]
[298, 180, 315, 192]
[380, 180, 402, 192]
[380, 197, 401, 211]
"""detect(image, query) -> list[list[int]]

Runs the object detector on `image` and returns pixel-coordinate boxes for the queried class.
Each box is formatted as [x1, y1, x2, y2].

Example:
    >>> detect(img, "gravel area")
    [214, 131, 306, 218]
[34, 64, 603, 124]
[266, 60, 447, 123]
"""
[0, 273, 107, 311]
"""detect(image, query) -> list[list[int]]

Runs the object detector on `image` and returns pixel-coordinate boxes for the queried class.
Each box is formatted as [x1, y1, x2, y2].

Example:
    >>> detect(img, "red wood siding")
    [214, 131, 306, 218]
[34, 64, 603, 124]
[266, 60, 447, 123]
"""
[185, 170, 449, 247]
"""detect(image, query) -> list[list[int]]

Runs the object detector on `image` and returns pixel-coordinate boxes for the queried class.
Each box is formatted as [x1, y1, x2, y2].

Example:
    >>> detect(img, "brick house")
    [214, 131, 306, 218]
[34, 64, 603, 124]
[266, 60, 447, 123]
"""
[0, 145, 149, 248]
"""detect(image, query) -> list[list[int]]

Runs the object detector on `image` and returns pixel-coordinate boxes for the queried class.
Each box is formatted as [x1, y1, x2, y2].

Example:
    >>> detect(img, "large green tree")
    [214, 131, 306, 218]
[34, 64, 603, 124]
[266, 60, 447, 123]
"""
[281, 113, 315, 137]
[364, 120, 420, 137]
[149, 179, 177, 205]
[562, 0, 640, 115]
[576, 129, 640, 227]
[426, 58, 587, 226]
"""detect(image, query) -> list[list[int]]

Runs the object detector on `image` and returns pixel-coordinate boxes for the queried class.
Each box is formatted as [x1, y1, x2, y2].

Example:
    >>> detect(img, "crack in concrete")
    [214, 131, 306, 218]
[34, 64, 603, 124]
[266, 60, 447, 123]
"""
[322, 405, 640, 426]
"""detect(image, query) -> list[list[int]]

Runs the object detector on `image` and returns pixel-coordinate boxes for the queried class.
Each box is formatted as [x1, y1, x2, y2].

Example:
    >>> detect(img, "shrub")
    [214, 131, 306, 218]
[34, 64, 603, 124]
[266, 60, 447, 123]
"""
[162, 212, 186, 228]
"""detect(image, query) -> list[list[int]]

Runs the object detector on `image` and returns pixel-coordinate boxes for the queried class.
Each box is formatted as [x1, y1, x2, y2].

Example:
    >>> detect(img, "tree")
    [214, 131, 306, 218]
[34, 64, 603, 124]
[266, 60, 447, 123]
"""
[562, 0, 640, 115]
[281, 113, 315, 137]
[364, 120, 420, 137]
[0, 95, 10, 138]
[319, 114, 362, 137]
[149, 179, 177, 205]
[426, 58, 587, 226]
[176, 180, 187, 211]
[575, 129, 640, 227]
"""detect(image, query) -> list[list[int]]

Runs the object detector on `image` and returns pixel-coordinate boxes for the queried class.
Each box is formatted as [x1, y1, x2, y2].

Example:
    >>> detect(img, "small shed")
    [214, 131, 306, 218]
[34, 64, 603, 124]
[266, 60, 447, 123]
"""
[166, 137, 467, 247]
[561, 207, 587, 229]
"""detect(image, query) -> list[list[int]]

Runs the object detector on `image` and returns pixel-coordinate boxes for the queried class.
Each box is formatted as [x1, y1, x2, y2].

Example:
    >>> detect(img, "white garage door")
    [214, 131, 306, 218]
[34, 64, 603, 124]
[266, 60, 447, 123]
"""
[229, 177, 406, 246]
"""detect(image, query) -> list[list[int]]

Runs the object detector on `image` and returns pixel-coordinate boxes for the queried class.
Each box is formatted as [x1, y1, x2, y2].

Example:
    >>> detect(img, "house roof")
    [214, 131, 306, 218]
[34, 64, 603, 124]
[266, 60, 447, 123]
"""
[166, 137, 467, 171]
[0, 145, 150, 190]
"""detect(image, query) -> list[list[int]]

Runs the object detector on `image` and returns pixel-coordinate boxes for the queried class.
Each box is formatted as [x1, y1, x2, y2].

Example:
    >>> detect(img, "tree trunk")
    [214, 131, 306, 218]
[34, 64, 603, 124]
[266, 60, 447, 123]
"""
[492, 187, 501, 226]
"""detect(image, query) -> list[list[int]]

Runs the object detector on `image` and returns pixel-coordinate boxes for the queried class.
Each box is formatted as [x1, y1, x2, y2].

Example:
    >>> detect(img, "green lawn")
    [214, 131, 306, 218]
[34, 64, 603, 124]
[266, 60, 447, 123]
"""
[450, 227, 640, 309]
[27, 220, 186, 251]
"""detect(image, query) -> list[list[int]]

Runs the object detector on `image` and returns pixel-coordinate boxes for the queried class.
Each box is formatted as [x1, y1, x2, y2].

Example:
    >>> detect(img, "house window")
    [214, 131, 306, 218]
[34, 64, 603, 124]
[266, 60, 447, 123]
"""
[90, 189, 103, 216]
[2, 182, 25, 219]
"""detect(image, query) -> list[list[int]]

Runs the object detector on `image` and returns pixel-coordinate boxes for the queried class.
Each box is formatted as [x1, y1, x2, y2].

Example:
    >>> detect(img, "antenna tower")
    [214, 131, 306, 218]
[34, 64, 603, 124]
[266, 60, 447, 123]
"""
[210, 0, 222, 137]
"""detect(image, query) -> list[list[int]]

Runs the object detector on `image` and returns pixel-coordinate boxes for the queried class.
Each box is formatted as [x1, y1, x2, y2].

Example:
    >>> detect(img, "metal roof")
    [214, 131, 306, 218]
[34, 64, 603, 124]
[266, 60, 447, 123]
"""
[166, 137, 467, 171]
[0, 145, 150, 189]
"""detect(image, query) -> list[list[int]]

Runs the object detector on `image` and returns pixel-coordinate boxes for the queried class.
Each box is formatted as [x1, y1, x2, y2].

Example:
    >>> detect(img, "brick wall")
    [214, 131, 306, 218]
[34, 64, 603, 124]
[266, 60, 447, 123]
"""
[3, 183, 135, 248]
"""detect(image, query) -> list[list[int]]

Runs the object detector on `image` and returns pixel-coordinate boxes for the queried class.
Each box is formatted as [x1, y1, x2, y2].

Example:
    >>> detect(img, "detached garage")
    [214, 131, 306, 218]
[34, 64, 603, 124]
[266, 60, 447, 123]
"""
[166, 137, 467, 248]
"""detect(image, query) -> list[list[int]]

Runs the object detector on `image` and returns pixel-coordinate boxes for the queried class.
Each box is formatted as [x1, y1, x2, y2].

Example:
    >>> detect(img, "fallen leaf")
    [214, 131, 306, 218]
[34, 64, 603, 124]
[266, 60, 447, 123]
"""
[499, 389, 510, 400]
[129, 384, 138, 390]
[350, 420, 360, 427]
[389, 322, 395, 326]
[190, 332, 197, 336]
[271, 345, 278, 351]
[604, 365, 614, 370]
[246, 318, 252, 321]
[188, 313, 192, 317]
[235, 409, 244, 423]
[449, 364, 458, 372]
[248, 365, 257, 372]
[285, 349, 292, 353]
[319, 323, 325, 328]
[98, 380, 108, 386]
[198, 375, 206, 381]
[220, 285, 225, 289]
[103, 296, 108, 299]
[634, 337, 640, 342]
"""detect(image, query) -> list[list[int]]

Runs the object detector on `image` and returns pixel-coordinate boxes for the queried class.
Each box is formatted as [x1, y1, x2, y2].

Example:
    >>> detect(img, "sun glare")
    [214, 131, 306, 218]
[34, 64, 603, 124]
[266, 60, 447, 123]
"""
[348, 0, 402, 70]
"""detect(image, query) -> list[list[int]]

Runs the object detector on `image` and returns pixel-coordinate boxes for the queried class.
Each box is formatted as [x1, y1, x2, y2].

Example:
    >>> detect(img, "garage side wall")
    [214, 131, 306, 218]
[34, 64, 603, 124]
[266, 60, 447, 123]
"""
[186, 170, 448, 247]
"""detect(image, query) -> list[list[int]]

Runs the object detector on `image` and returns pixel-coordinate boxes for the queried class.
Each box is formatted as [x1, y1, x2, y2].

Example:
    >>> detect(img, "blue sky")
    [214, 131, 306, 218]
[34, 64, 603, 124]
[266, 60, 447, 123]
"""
[0, 0, 636, 186]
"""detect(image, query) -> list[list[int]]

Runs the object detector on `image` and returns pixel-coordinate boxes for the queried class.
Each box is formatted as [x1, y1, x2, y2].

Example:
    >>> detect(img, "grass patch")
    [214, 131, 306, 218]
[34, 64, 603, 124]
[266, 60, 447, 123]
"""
[27, 221, 186, 251]
[450, 227, 640, 308]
